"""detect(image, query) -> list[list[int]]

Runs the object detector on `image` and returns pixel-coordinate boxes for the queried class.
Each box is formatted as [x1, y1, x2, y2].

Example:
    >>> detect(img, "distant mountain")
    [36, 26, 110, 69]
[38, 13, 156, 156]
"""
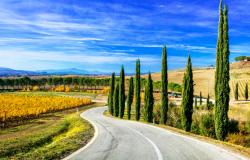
[0, 67, 108, 77]
[37, 68, 107, 75]
[0, 67, 39, 76]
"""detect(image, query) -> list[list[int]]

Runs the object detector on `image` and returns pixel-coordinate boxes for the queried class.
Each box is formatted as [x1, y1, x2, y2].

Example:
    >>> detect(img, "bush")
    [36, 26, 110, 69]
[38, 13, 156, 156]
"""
[167, 102, 182, 129]
[153, 103, 161, 124]
[228, 119, 239, 133]
[199, 113, 215, 138]
[191, 112, 200, 134]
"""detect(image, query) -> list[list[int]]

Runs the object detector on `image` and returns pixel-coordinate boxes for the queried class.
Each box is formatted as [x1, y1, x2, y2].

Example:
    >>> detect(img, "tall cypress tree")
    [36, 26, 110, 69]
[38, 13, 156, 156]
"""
[109, 73, 115, 115]
[181, 55, 194, 132]
[195, 97, 197, 108]
[234, 82, 238, 101]
[215, 1, 230, 140]
[127, 77, 134, 120]
[206, 94, 210, 110]
[200, 91, 202, 106]
[119, 66, 125, 118]
[245, 83, 248, 101]
[135, 59, 141, 121]
[113, 83, 119, 117]
[160, 46, 168, 124]
[144, 73, 154, 123]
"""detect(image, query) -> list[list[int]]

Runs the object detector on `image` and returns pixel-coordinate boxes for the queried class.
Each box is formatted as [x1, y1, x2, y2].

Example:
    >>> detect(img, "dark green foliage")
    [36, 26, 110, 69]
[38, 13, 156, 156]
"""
[228, 119, 239, 133]
[235, 56, 250, 62]
[119, 66, 125, 118]
[214, 1, 230, 141]
[135, 59, 141, 121]
[127, 77, 134, 120]
[144, 73, 154, 122]
[200, 113, 216, 138]
[195, 97, 197, 108]
[108, 73, 115, 115]
[245, 83, 248, 101]
[206, 94, 210, 110]
[235, 82, 238, 101]
[200, 91, 202, 105]
[181, 55, 194, 132]
[160, 46, 168, 124]
[113, 83, 119, 117]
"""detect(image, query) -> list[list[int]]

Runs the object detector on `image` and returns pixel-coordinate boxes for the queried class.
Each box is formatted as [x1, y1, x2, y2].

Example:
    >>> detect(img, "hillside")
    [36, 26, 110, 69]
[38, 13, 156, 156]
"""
[149, 61, 250, 99]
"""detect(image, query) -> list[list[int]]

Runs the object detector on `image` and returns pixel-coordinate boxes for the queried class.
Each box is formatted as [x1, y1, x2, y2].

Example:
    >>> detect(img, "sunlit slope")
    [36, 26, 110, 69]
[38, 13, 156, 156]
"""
[148, 61, 250, 99]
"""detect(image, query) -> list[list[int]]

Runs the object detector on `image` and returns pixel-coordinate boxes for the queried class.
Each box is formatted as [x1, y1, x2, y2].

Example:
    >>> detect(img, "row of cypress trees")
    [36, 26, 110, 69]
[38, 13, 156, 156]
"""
[108, 0, 230, 141]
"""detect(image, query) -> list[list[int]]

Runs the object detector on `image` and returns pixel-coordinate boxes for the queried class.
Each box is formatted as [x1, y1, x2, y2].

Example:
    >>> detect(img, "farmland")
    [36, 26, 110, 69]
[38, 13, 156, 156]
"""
[0, 93, 92, 126]
[149, 61, 250, 99]
[0, 92, 103, 159]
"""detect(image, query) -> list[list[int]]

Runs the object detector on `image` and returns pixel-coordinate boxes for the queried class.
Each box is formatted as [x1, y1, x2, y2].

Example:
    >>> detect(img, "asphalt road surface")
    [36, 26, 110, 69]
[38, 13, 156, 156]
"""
[64, 106, 248, 160]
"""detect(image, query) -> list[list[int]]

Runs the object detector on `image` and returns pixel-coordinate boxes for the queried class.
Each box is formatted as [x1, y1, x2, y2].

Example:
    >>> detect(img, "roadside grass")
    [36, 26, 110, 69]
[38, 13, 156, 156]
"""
[104, 105, 250, 158]
[0, 102, 104, 160]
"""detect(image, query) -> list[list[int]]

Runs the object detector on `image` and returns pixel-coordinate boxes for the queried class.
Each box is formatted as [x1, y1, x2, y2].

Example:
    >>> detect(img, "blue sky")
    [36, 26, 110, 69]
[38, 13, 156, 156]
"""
[0, 0, 249, 73]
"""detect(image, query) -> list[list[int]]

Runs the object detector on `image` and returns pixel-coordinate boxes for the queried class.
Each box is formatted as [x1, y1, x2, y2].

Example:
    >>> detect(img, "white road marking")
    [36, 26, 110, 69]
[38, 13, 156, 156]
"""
[127, 126, 164, 160]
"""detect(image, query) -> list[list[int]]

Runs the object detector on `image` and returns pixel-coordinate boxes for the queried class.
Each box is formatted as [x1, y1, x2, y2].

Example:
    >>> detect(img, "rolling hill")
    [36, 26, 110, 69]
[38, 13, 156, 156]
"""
[149, 61, 250, 99]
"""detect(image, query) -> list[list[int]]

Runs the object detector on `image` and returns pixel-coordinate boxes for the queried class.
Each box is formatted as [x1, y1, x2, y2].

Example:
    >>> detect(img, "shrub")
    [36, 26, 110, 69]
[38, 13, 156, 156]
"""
[191, 112, 200, 134]
[199, 113, 215, 138]
[153, 103, 161, 124]
[228, 119, 239, 133]
[167, 102, 182, 129]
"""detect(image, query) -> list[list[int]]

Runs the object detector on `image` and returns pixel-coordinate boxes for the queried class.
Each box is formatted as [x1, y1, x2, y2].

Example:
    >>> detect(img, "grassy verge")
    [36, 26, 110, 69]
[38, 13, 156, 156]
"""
[0, 102, 104, 160]
[104, 110, 250, 158]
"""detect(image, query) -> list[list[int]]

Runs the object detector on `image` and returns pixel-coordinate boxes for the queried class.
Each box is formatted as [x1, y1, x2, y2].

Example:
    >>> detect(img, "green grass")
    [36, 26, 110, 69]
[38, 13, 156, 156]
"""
[0, 102, 104, 160]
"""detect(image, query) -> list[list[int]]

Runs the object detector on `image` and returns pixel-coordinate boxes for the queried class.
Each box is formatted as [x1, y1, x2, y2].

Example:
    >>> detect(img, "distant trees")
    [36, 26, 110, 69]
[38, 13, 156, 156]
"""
[245, 83, 248, 101]
[181, 55, 194, 132]
[119, 66, 125, 118]
[144, 73, 154, 123]
[206, 94, 210, 110]
[235, 56, 250, 62]
[108, 73, 115, 115]
[235, 82, 238, 101]
[135, 59, 141, 121]
[113, 83, 119, 117]
[160, 46, 168, 124]
[200, 91, 202, 106]
[127, 77, 134, 120]
[214, 1, 230, 141]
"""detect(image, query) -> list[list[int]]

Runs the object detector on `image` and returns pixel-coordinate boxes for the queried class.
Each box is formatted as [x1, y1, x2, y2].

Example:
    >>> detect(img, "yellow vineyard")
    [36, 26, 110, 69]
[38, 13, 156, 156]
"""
[0, 94, 92, 123]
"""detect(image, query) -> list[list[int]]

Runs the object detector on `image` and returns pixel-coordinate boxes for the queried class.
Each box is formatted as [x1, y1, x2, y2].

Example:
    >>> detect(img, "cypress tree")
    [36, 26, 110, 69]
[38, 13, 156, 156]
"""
[195, 97, 197, 108]
[234, 82, 238, 101]
[200, 91, 202, 106]
[144, 73, 154, 123]
[135, 59, 141, 121]
[109, 73, 115, 115]
[160, 46, 168, 124]
[206, 94, 210, 110]
[119, 66, 125, 118]
[215, 1, 230, 140]
[127, 77, 134, 120]
[113, 83, 119, 117]
[181, 55, 194, 132]
[245, 83, 248, 101]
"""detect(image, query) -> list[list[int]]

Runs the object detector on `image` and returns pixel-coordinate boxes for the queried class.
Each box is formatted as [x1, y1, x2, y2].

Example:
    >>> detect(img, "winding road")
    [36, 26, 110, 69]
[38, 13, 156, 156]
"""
[64, 106, 248, 160]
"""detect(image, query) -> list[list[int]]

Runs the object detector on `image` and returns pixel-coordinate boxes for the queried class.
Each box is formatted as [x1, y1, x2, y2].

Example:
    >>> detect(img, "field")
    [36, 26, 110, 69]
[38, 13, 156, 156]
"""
[0, 93, 92, 126]
[0, 92, 103, 159]
[149, 61, 250, 99]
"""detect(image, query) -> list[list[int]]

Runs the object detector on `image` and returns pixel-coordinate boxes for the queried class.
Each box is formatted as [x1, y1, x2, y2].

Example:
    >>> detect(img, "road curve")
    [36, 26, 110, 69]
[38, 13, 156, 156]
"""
[65, 106, 248, 160]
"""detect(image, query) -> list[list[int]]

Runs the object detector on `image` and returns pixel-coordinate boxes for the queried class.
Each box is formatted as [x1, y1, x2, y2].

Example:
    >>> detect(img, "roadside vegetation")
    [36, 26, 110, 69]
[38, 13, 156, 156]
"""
[0, 99, 102, 160]
[106, 0, 250, 156]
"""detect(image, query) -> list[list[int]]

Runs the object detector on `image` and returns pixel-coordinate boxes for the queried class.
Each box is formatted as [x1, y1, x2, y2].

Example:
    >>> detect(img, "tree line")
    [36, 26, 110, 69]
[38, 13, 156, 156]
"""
[108, 0, 230, 141]
[0, 77, 110, 90]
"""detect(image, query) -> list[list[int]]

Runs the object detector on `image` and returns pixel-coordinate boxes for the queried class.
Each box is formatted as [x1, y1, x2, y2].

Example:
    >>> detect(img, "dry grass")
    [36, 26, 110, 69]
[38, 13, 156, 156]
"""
[148, 61, 250, 98]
